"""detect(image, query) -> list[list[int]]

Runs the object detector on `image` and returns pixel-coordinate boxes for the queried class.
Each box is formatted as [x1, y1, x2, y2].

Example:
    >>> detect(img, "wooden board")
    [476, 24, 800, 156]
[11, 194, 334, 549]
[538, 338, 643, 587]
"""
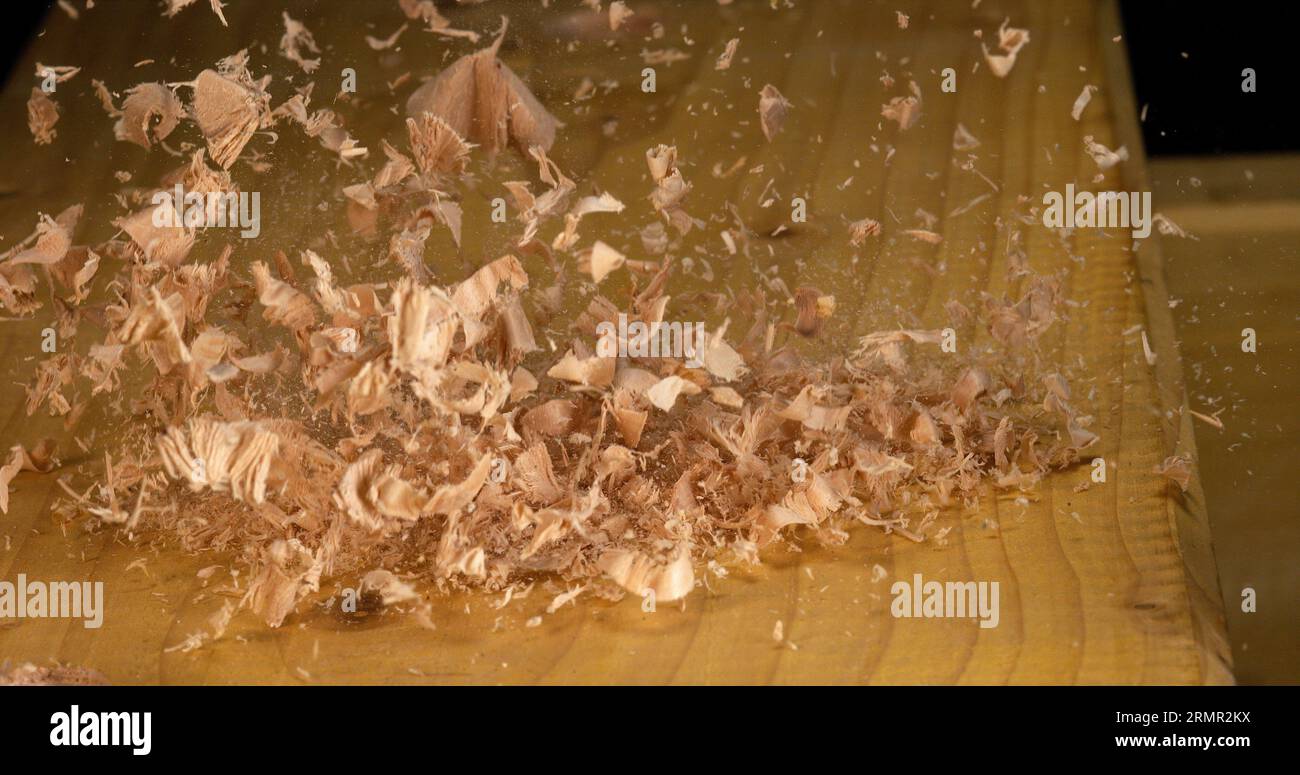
[0, 0, 1232, 684]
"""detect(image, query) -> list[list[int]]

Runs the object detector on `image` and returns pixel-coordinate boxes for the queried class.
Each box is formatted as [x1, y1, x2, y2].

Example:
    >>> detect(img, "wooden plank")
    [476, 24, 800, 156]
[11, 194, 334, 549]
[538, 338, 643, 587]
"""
[0, 0, 1230, 684]
[1096, 0, 1233, 684]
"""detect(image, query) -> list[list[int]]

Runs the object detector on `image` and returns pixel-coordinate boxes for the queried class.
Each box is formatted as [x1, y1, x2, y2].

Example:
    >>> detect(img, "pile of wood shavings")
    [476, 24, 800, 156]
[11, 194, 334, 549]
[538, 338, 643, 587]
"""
[1, 6, 1099, 634]
[0, 661, 111, 686]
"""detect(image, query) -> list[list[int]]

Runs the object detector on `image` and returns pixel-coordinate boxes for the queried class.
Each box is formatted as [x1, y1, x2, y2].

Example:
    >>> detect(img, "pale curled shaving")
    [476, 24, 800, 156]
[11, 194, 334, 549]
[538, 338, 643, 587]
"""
[405, 24, 560, 155]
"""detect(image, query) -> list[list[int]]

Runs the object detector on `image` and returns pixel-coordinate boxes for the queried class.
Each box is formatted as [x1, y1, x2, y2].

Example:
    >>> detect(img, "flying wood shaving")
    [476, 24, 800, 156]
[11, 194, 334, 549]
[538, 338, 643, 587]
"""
[953, 123, 981, 150]
[0, 441, 57, 514]
[26, 89, 59, 145]
[1153, 455, 1192, 492]
[35, 63, 80, 84]
[337, 450, 428, 532]
[1188, 408, 1225, 430]
[641, 48, 691, 66]
[274, 87, 369, 162]
[399, 0, 479, 41]
[405, 22, 560, 154]
[252, 261, 318, 331]
[116, 207, 195, 267]
[157, 419, 286, 504]
[280, 12, 321, 74]
[983, 18, 1030, 78]
[582, 240, 626, 284]
[1083, 135, 1128, 170]
[609, 1, 634, 30]
[555, 193, 624, 251]
[406, 114, 472, 186]
[903, 229, 943, 244]
[111, 83, 184, 149]
[881, 81, 922, 130]
[1071, 85, 1097, 121]
[849, 217, 882, 246]
[367, 24, 409, 50]
[193, 69, 262, 169]
[793, 287, 834, 337]
[758, 84, 792, 142]
[1153, 213, 1191, 238]
[716, 38, 739, 70]
[164, 0, 228, 26]
[646, 144, 694, 234]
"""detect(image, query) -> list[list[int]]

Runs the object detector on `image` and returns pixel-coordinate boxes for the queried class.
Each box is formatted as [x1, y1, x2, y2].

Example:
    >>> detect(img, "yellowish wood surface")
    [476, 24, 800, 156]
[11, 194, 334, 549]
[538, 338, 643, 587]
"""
[0, 0, 1231, 684]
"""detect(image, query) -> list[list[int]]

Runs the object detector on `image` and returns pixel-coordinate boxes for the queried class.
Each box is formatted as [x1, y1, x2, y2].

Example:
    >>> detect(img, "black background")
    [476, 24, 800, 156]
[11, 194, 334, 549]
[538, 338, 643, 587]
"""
[0, 686, 1285, 762]
[1120, 0, 1296, 156]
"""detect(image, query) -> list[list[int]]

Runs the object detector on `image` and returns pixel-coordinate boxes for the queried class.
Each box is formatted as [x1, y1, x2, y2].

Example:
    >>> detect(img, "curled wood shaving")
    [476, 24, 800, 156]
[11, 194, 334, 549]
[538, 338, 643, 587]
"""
[598, 548, 694, 603]
[406, 22, 560, 154]
[26, 89, 59, 145]
[983, 18, 1031, 78]
[1154, 455, 1192, 492]
[112, 83, 184, 149]
[193, 69, 263, 169]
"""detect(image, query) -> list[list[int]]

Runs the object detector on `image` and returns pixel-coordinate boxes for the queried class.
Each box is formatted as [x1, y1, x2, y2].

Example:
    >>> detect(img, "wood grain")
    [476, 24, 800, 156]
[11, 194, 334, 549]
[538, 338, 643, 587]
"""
[0, 0, 1231, 684]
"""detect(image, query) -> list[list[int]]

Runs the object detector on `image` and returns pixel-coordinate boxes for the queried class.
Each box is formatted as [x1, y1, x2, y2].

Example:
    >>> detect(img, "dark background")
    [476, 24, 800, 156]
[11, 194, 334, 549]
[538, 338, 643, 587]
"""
[1119, 0, 1296, 156]
[2, 1, 1296, 157]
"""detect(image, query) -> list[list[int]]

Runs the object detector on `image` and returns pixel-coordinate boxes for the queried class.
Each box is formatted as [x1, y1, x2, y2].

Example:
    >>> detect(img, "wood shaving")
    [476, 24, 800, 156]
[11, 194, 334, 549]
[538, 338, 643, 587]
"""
[26, 89, 59, 145]
[405, 22, 560, 155]
[953, 123, 981, 150]
[982, 18, 1030, 78]
[881, 81, 922, 130]
[110, 83, 184, 150]
[609, 1, 634, 31]
[758, 84, 792, 142]
[399, 0, 479, 42]
[1083, 135, 1128, 171]
[647, 144, 694, 234]
[279, 12, 321, 74]
[1154, 455, 1192, 492]
[192, 68, 264, 169]
[716, 38, 740, 70]
[1071, 84, 1097, 121]
[0, 662, 110, 686]
[367, 24, 409, 51]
